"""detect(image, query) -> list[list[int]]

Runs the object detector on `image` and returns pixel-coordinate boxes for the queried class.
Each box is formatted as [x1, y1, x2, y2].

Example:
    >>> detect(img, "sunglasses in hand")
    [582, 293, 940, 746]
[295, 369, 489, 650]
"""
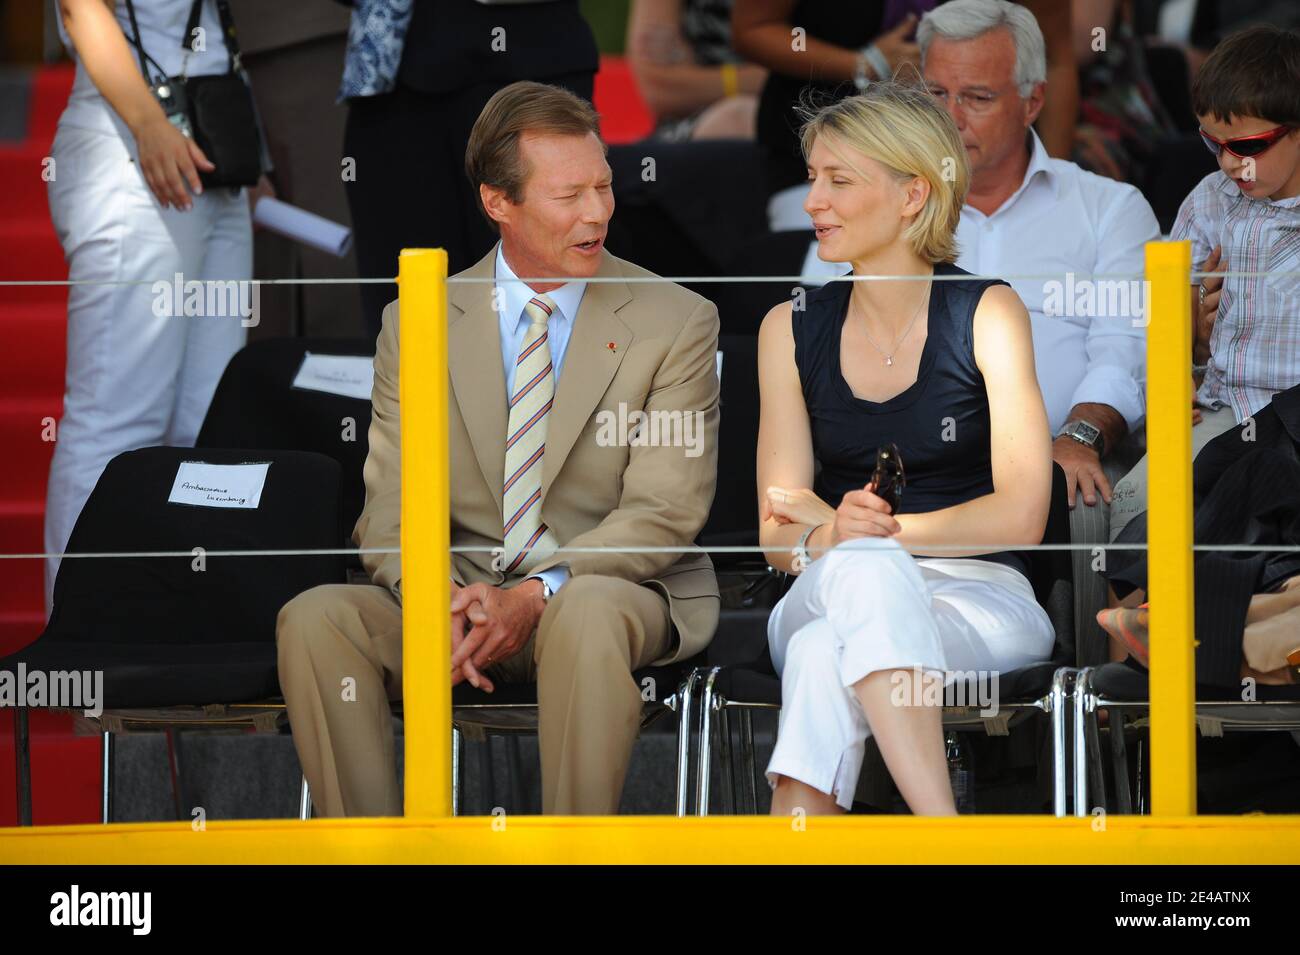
[870, 442, 905, 514]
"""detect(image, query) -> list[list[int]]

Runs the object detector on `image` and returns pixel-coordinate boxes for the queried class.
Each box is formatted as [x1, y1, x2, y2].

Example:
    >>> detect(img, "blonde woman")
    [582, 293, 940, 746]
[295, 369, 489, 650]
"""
[756, 83, 1054, 816]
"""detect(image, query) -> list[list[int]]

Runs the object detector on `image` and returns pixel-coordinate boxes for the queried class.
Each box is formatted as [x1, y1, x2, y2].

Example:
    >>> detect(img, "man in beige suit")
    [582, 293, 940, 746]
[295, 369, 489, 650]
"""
[277, 81, 721, 816]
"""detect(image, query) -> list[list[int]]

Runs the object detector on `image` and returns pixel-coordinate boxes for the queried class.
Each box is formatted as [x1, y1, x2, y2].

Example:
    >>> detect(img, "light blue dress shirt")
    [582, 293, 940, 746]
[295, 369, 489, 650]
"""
[494, 244, 589, 596]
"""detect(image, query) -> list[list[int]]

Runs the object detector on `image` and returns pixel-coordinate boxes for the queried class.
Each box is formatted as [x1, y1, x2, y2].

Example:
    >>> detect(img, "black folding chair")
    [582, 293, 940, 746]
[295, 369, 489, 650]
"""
[197, 337, 374, 563]
[1073, 661, 1300, 815]
[687, 463, 1079, 816]
[3, 447, 346, 824]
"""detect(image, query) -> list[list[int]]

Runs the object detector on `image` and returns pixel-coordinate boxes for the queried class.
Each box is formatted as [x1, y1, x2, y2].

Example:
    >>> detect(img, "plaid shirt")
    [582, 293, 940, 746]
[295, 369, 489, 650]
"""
[1173, 171, 1300, 422]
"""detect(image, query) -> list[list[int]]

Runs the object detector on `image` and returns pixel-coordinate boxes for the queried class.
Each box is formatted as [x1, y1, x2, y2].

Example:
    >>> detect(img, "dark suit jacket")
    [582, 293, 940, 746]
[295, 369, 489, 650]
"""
[1105, 384, 1300, 685]
[397, 0, 598, 94]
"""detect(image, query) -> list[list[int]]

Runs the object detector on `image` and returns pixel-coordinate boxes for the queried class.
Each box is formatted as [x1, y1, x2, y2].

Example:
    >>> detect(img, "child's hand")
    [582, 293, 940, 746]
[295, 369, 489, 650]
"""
[1194, 245, 1223, 365]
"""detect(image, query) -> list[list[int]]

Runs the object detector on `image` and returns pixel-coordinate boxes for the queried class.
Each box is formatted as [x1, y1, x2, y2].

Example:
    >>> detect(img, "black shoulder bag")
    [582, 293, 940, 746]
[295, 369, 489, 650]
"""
[123, 0, 264, 188]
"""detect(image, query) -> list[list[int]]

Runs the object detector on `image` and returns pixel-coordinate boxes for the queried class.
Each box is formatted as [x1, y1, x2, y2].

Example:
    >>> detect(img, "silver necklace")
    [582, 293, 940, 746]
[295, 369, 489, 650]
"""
[851, 282, 931, 366]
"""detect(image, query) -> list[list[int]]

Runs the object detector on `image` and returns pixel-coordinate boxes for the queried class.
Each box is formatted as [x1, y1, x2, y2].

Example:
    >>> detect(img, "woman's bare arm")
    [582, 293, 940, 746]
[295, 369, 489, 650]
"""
[59, 0, 213, 209]
[731, 0, 861, 84]
[756, 301, 821, 572]
[627, 0, 765, 121]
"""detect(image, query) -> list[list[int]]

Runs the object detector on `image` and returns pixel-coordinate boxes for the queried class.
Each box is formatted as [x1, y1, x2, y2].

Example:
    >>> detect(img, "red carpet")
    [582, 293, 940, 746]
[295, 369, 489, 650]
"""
[0, 63, 100, 826]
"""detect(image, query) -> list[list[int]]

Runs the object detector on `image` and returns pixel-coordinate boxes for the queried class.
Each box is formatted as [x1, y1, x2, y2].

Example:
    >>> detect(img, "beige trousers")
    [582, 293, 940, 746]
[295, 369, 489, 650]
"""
[276, 575, 673, 816]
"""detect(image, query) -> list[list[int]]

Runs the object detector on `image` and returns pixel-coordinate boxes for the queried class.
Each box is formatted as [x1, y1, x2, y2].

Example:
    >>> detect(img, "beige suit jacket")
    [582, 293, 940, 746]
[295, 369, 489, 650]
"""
[352, 246, 721, 663]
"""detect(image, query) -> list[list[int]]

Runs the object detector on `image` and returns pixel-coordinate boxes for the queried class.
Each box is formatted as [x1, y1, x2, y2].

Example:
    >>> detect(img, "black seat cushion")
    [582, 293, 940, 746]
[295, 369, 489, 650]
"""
[1090, 660, 1300, 703]
[1, 447, 345, 708]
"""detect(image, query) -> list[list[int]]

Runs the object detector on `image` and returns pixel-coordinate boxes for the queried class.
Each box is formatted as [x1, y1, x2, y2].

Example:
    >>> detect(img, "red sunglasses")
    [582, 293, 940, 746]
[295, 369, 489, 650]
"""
[1199, 124, 1293, 160]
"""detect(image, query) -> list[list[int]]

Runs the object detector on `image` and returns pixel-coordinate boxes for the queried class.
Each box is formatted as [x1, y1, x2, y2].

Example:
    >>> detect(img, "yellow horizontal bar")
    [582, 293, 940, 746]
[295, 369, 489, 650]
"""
[3, 816, 1300, 864]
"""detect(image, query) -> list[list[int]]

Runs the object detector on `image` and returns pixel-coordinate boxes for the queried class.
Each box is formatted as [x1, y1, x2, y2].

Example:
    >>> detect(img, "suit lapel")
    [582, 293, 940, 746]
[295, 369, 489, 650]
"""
[542, 253, 634, 499]
[448, 248, 508, 518]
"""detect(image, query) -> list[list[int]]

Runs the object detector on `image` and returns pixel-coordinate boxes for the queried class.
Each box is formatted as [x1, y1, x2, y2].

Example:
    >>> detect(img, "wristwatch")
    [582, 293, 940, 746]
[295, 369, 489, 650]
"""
[531, 576, 554, 604]
[1058, 419, 1106, 457]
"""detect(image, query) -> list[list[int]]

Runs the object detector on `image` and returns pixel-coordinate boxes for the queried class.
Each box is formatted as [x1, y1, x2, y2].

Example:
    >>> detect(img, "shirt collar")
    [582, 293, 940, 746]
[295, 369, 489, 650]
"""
[1212, 170, 1300, 209]
[970, 129, 1058, 219]
[494, 243, 588, 327]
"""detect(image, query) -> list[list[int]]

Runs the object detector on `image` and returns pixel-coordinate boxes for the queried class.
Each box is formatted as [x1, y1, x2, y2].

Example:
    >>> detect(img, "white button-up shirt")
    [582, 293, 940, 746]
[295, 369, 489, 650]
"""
[954, 131, 1161, 434]
[492, 243, 588, 594]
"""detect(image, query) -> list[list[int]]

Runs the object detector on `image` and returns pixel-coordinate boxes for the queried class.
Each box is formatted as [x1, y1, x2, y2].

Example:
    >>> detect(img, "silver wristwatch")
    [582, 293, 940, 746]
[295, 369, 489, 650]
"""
[1058, 419, 1105, 457]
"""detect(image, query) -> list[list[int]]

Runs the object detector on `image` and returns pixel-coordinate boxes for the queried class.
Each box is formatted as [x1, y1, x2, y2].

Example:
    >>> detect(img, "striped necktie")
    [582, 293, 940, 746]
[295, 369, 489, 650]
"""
[502, 294, 561, 574]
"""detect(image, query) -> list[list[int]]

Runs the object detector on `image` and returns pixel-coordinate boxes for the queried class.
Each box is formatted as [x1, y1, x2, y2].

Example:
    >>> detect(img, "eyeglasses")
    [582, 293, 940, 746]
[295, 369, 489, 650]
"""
[926, 87, 1002, 114]
[1199, 124, 1292, 160]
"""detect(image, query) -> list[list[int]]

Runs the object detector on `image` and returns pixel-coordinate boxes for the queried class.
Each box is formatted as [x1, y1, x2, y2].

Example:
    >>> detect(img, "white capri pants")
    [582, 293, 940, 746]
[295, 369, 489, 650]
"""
[44, 111, 250, 613]
[766, 537, 1055, 810]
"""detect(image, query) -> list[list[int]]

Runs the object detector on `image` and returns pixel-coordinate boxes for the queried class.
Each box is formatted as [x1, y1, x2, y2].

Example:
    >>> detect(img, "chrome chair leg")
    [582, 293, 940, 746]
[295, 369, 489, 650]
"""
[101, 730, 113, 824]
[717, 701, 736, 815]
[1073, 668, 1091, 817]
[695, 667, 721, 816]
[675, 671, 700, 817]
[15, 706, 32, 826]
[738, 708, 758, 814]
[1109, 706, 1133, 813]
[1049, 668, 1070, 817]
[1084, 692, 1106, 813]
[298, 774, 312, 821]
[452, 726, 463, 817]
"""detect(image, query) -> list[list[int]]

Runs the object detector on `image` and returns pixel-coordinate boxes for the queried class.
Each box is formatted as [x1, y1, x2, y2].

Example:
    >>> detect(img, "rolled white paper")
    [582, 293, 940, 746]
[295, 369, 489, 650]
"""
[253, 196, 353, 258]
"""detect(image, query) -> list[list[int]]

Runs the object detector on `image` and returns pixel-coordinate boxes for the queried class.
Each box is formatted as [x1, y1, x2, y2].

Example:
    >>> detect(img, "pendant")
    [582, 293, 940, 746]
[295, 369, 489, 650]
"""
[885, 356, 893, 366]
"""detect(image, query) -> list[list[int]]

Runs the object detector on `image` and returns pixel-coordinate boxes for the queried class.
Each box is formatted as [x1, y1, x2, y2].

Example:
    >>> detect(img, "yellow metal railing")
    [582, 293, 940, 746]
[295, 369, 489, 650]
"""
[1144, 240, 1198, 816]
[4, 239, 1300, 862]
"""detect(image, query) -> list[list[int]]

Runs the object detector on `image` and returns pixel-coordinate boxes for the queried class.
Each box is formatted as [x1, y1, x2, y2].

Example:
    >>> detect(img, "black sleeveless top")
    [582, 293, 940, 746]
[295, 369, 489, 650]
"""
[793, 262, 1031, 580]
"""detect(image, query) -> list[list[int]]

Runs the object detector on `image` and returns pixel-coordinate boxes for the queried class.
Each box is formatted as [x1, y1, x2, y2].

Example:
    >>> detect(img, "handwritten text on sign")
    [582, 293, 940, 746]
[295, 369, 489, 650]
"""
[168, 461, 271, 509]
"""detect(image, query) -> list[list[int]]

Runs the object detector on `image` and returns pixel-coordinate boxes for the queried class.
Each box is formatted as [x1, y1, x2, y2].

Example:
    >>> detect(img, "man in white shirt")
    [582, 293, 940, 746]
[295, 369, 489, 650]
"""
[919, 0, 1161, 660]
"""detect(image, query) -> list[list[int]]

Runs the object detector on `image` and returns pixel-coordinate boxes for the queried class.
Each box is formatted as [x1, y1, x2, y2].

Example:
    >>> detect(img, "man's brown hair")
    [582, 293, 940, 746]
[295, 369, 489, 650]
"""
[465, 81, 604, 231]
[1192, 25, 1300, 126]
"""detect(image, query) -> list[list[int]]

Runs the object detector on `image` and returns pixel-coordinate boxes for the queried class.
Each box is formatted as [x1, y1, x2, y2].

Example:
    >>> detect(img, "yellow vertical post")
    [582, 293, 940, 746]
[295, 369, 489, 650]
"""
[1144, 239, 1197, 815]
[398, 248, 451, 817]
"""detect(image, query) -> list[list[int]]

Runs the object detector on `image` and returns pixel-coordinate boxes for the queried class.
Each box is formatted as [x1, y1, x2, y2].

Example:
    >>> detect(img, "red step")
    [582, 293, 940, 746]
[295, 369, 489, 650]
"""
[0, 401, 61, 502]
[0, 222, 67, 303]
[0, 611, 45, 660]
[0, 708, 101, 827]
[0, 303, 66, 396]
[0, 144, 56, 221]
[26, 64, 74, 148]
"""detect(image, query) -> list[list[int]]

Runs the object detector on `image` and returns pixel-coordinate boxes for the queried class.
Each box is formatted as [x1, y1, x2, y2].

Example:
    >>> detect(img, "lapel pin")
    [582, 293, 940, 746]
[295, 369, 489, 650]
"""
[607, 341, 617, 353]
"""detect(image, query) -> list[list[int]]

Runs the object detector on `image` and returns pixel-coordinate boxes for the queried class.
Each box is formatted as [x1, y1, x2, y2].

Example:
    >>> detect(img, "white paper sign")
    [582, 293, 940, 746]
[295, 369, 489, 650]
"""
[292, 352, 374, 401]
[168, 461, 271, 509]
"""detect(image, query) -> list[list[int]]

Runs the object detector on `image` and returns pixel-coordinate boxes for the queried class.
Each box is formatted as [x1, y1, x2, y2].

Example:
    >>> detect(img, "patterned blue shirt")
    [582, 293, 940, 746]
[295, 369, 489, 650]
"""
[338, 0, 413, 101]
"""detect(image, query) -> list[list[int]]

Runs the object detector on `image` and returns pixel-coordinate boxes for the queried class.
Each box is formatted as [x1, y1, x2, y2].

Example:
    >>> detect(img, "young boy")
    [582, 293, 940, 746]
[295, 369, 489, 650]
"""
[1108, 24, 1300, 545]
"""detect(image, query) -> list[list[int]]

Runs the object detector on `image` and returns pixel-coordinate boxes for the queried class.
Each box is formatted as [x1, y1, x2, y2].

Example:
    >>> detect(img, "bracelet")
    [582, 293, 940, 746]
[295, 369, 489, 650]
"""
[720, 62, 740, 99]
[793, 522, 825, 572]
[863, 43, 892, 83]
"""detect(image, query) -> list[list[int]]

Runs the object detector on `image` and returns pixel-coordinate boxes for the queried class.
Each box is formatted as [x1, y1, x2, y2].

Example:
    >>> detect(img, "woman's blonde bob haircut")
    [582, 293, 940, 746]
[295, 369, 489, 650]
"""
[798, 82, 970, 264]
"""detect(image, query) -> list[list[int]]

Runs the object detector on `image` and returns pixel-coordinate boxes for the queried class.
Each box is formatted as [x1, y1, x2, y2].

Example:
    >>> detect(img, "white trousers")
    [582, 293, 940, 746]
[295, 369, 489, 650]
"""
[766, 538, 1055, 810]
[43, 116, 250, 613]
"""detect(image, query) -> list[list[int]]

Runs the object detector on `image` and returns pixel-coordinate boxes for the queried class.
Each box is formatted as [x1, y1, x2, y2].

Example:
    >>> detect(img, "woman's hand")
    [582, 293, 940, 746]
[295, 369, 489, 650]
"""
[874, 14, 920, 74]
[132, 114, 215, 211]
[828, 481, 901, 544]
[763, 486, 835, 527]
